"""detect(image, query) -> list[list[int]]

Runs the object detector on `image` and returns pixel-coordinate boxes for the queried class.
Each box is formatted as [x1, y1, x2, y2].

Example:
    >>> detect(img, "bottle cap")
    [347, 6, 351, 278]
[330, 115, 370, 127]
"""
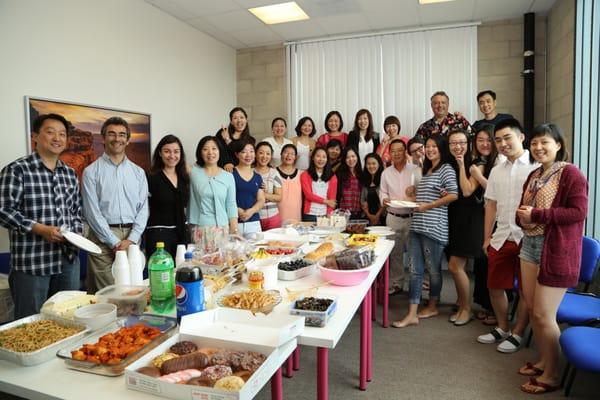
[184, 251, 193, 260]
[156, 242, 165, 248]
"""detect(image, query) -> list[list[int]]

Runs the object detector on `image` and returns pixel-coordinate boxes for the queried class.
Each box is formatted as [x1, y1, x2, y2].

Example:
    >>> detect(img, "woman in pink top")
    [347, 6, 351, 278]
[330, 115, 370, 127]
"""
[317, 111, 348, 148]
[276, 144, 302, 223]
[300, 147, 337, 222]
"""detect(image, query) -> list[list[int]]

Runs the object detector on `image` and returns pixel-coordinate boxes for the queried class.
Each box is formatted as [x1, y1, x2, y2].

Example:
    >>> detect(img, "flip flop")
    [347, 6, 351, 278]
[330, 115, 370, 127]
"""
[518, 362, 544, 376]
[520, 377, 560, 394]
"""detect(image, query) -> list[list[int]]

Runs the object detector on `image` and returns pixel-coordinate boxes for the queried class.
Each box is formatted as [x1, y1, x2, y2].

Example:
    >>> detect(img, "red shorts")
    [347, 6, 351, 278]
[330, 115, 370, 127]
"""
[487, 241, 521, 290]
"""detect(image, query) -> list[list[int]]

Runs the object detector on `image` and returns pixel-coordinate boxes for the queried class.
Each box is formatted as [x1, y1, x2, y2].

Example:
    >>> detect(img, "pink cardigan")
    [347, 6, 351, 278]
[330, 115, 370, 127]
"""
[517, 164, 588, 288]
[300, 170, 338, 215]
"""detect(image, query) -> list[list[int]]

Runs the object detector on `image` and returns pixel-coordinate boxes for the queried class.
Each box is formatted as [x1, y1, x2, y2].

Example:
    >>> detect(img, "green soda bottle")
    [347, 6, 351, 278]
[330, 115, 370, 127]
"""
[148, 242, 175, 314]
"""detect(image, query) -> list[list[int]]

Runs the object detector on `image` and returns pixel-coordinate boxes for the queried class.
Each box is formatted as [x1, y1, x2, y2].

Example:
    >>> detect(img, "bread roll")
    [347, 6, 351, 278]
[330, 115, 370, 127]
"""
[304, 242, 334, 261]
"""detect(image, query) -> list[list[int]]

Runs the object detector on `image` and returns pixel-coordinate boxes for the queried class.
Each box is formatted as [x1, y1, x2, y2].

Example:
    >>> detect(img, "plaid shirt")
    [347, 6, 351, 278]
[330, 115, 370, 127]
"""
[0, 152, 82, 275]
[339, 174, 362, 212]
[415, 113, 472, 141]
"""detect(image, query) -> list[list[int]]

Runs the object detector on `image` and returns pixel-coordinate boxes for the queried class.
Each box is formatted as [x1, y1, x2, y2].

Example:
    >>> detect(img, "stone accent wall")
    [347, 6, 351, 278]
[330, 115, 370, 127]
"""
[236, 44, 286, 141]
[477, 17, 547, 126]
[547, 0, 575, 145]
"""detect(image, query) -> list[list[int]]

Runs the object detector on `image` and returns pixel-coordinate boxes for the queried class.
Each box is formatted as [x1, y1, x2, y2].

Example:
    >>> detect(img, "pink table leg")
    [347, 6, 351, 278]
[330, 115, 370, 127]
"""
[383, 258, 390, 328]
[284, 354, 294, 378]
[378, 272, 384, 305]
[271, 367, 283, 400]
[371, 280, 377, 321]
[367, 287, 373, 382]
[360, 291, 368, 391]
[293, 347, 300, 371]
[317, 347, 329, 400]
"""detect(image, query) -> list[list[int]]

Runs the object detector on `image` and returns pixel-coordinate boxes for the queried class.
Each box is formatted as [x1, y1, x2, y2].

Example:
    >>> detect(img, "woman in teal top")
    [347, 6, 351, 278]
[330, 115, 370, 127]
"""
[188, 136, 238, 233]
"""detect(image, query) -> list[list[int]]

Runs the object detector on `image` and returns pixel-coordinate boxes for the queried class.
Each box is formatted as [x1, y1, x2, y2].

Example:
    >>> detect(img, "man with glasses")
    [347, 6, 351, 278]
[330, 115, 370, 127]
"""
[0, 114, 82, 318]
[82, 116, 148, 293]
[415, 91, 472, 141]
[472, 90, 513, 133]
[407, 137, 425, 168]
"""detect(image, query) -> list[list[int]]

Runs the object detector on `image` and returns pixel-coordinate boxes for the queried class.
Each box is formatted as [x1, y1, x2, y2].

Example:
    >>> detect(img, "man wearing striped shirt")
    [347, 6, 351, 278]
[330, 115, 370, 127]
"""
[0, 114, 82, 318]
[82, 117, 148, 293]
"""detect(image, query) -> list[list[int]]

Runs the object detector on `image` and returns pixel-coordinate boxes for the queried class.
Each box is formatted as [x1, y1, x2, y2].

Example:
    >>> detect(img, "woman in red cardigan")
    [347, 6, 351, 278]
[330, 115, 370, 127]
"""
[515, 124, 588, 394]
[300, 147, 337, 222]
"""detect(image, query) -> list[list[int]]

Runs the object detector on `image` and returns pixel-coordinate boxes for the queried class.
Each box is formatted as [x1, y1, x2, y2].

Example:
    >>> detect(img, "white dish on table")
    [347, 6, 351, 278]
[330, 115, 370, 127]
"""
[74, 303, 117, 331]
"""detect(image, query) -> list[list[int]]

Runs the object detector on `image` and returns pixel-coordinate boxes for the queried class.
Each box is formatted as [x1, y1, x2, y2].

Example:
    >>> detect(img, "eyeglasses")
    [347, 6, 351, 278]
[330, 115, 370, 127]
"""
[449, 141, 468, 147]
[105, 132, 128, 139]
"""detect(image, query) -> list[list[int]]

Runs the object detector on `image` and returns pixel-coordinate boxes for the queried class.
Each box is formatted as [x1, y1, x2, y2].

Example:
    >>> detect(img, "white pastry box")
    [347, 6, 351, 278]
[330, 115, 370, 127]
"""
[125, 308, 304, 400]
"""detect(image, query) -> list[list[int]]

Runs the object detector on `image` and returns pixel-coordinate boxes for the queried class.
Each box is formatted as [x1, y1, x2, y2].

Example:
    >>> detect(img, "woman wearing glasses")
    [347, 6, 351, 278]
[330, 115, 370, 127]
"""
[445, 128, 486, 326]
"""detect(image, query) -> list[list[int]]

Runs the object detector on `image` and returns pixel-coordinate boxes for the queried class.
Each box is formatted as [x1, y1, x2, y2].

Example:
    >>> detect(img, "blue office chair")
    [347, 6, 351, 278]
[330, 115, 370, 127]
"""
[556, 237, 600, 326]
[559, 324, 600, 396]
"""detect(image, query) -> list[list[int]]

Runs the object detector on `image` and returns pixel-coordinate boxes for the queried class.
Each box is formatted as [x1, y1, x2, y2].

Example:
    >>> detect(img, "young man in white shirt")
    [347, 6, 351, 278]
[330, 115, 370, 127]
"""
[476, 118, 538, 353]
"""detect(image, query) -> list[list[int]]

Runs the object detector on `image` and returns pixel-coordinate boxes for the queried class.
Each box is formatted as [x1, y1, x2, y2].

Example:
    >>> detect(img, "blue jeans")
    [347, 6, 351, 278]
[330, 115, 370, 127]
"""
[9, 255, 80, 319]
[407, 232, 445, 304]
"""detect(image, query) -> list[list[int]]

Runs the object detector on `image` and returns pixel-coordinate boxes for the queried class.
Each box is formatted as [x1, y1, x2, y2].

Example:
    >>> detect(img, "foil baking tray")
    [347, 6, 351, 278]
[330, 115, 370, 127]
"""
[0, 313, 89, 366]
[56, 314, 177, 376]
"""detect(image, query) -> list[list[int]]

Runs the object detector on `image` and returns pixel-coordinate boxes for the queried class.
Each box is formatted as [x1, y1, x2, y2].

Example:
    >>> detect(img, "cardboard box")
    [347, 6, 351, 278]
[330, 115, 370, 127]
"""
[125, 308, 304, 400]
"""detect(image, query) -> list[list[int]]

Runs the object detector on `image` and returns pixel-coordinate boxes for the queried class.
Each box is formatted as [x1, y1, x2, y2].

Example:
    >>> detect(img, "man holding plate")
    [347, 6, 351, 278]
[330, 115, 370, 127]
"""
[0, 114, 83, 319]
[379, 139, 421, 295]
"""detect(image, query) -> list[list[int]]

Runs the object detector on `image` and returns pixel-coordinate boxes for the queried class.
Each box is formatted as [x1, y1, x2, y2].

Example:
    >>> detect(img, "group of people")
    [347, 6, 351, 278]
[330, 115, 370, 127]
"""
[0, 89, 588, 395]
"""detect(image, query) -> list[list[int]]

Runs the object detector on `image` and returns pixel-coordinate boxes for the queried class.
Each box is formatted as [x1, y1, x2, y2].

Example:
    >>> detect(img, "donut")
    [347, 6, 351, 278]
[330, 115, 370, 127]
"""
[214, 376, 245, 391]
[169, 341, 198, 356]
[151, 352, 178, 369]
[233, 370, 253, 382]
[199, 365, 232, 386]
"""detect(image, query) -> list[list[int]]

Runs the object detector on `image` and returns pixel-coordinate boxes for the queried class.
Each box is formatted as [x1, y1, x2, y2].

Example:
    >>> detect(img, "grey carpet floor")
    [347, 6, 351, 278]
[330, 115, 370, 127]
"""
[2, 273, 597, 399]
[253, 272, 599, 400]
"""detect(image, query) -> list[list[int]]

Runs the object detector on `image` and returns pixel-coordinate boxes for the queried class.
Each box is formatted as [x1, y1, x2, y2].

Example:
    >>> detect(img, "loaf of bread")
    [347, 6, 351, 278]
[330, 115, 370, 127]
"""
[304, 242, 334, 261]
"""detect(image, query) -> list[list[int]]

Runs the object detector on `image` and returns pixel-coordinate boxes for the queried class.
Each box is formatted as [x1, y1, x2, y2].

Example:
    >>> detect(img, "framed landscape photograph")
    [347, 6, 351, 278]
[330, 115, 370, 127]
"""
[25, 96, 151, 179]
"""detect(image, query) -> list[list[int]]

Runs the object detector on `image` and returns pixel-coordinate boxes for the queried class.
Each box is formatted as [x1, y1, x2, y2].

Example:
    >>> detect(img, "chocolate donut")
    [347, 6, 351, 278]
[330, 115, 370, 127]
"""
[198, 365, 232, 386]
[136, 366, 161, 378]
[169, 341, 198, 355]
[161, 352, 209, 375]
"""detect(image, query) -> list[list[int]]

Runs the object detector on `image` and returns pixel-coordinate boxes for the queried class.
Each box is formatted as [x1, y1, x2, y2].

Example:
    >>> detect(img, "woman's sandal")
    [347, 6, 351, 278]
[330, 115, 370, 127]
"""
[482, 315, 497, 326]
[518, 362, 544, 376]
[520, 377, 560, 394]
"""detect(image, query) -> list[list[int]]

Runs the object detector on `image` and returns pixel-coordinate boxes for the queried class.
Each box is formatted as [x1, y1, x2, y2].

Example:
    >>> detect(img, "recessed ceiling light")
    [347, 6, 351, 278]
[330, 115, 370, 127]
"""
[419, 0, 455, 4]
[249, 2, 309, 25]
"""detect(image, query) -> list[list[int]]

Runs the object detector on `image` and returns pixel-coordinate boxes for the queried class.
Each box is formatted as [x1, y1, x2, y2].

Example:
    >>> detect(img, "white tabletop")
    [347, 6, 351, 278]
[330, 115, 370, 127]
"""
[0, 237, 394, 399]
[265, 237, 394, 349]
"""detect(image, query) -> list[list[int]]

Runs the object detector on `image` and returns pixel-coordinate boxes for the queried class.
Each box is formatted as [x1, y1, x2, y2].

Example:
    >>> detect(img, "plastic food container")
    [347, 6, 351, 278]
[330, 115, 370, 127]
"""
[0, 314, 89, 366]
[344, 219, 369, 234]
[318, 263, 371, 286]
[277, 257, 317, 281]
[290, 296, 337, 327]
[74, 303, 117, 331]
[95, 285, 148, 316]
[57, 315, 176, 376]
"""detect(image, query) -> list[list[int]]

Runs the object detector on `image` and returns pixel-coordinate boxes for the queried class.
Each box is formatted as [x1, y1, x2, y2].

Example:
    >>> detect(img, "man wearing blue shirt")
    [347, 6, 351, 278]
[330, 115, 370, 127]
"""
[82, 117, 148, 293]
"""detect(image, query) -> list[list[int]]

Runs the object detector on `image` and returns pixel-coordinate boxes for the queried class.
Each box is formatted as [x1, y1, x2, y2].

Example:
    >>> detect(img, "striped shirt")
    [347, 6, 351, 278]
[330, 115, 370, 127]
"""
[258, 168, 282, 219]
[410, 163, 458, 244]
[0, 153, 82, 275]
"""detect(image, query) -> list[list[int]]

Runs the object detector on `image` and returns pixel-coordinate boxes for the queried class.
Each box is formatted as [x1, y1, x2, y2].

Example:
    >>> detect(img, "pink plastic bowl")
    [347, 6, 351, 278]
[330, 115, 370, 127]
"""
[318, 264, 370, 286]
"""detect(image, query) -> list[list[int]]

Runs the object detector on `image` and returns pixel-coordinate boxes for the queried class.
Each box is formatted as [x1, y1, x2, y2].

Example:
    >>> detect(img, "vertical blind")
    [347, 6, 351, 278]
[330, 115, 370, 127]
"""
[286, 25, 478, 138]
[574, 0, 600, 237]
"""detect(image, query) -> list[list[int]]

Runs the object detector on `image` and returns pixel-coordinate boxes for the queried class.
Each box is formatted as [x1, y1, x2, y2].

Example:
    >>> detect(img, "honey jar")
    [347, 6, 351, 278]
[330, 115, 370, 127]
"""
[248, 271, 264, 290]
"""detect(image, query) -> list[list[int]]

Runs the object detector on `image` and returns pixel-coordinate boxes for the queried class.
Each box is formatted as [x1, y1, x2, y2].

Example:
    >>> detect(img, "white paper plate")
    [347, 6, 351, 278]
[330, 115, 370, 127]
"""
[366, 227, 395, 236]
[62, 231, 102, 254]
[389, 200, 419, 208]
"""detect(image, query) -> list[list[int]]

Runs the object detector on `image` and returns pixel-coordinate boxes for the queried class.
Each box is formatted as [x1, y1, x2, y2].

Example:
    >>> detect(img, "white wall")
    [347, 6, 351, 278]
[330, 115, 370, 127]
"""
[0, 0, 236, 252]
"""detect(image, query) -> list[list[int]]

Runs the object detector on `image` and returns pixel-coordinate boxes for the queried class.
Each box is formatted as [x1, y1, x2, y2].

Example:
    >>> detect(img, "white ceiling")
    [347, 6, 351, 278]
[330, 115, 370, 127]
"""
[145, 0, 557, 49]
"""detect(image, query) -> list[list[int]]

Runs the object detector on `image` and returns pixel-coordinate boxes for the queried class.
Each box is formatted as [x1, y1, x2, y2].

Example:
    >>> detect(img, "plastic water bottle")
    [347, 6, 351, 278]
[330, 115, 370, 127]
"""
[148, 242, 175, 314]
[175, 252, 204, 320]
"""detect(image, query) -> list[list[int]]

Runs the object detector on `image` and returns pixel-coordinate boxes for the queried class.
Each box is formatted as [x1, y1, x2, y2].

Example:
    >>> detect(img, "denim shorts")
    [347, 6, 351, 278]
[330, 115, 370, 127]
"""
[519, 235, 544, 264]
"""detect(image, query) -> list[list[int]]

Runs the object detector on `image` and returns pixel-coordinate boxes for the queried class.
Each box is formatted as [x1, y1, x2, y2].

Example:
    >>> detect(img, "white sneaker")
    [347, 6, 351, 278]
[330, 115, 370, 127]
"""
[477, 327, 510, 344]
[497, 334, 522, 353]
